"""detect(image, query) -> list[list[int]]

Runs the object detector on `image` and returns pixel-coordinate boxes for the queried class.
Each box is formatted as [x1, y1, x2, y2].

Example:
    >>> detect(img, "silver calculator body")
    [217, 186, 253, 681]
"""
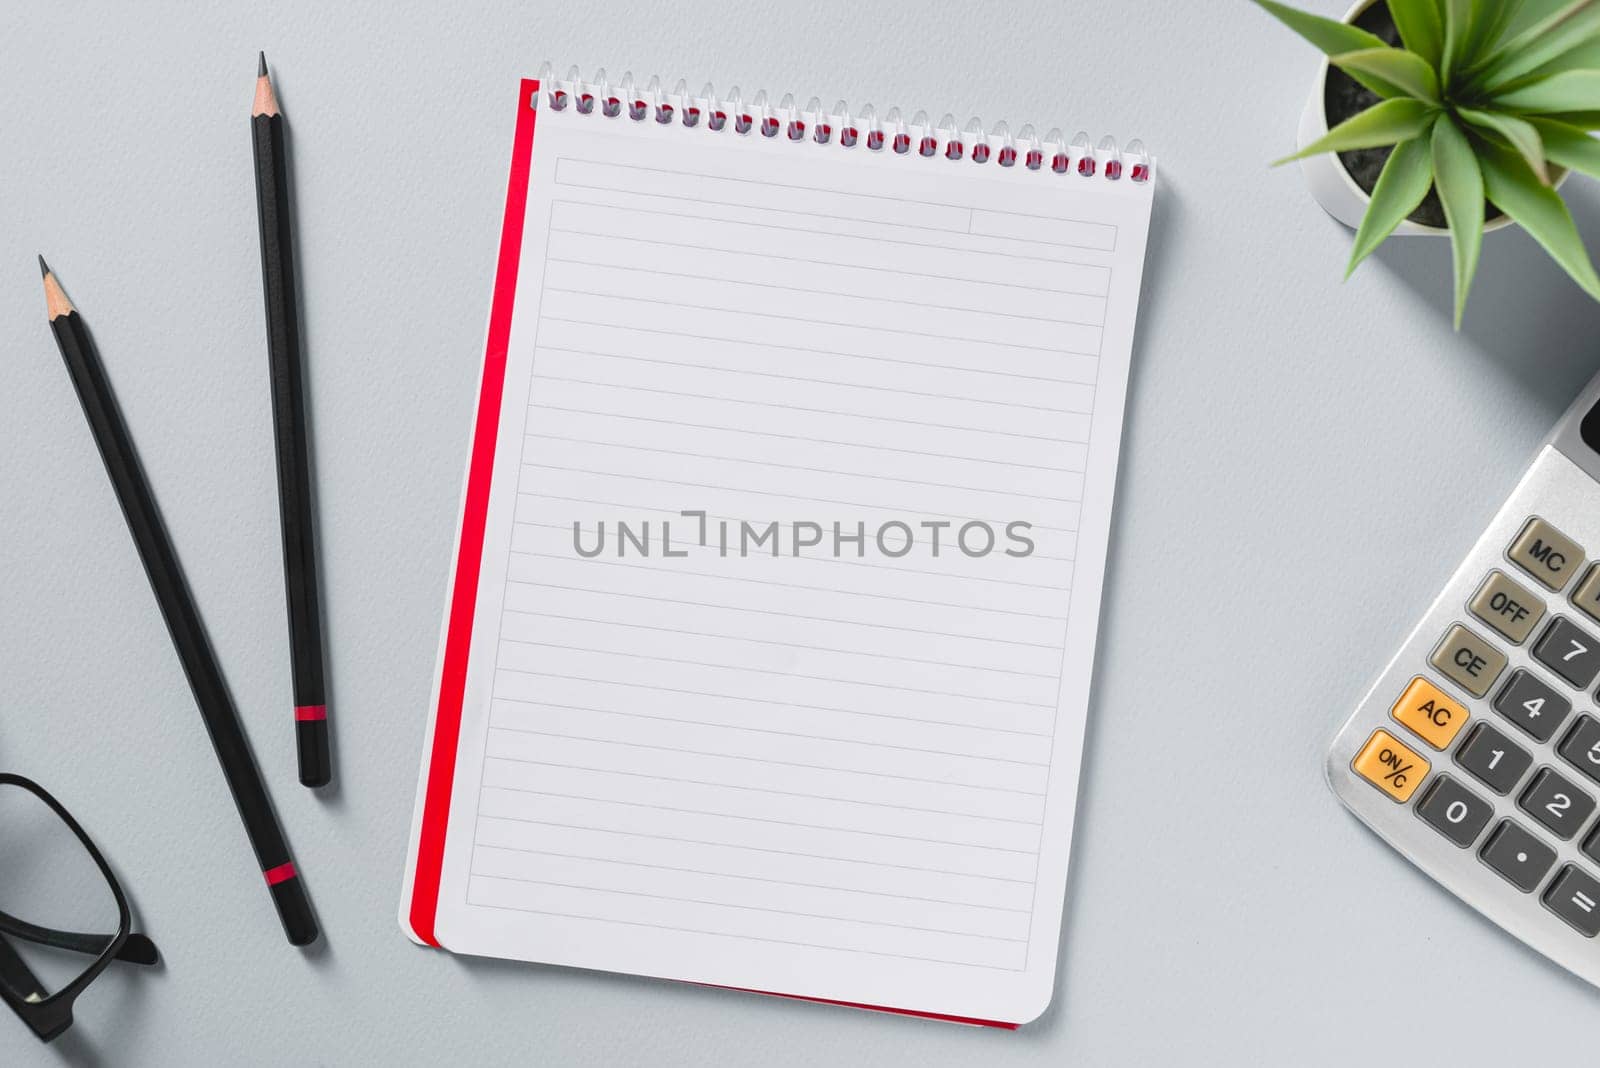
[1329, 369, 1600, 987]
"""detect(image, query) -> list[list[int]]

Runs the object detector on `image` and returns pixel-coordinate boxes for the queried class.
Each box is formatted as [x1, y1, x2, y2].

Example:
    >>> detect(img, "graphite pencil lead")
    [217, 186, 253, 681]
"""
[41, 261, 74, 320]
[38, 254, 49, 277]
[259, 50, 267, 77]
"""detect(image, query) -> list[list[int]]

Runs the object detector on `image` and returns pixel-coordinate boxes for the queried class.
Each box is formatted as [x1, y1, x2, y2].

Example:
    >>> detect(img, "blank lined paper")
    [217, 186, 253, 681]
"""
[407, 86, 1154, 1025]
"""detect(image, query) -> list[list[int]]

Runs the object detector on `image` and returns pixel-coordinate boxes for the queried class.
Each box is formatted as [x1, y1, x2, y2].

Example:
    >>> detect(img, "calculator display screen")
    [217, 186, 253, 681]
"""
[1586, 397, 1600, 456]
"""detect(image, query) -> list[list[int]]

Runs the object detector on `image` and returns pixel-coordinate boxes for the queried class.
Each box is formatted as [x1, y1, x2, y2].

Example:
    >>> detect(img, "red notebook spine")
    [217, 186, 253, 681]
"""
[409, 76, 542, 948]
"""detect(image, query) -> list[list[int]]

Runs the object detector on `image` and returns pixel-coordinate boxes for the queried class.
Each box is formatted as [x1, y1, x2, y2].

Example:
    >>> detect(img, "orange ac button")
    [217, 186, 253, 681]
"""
[1391, 677, 1469, 750]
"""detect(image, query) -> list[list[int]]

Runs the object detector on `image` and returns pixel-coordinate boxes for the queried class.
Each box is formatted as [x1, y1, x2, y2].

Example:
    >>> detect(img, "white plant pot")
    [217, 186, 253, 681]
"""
[1295, 0, 1523, 236]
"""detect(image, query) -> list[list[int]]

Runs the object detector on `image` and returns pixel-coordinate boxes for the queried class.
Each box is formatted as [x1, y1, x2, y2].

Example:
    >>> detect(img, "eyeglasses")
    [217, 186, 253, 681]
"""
[0, 773, 159, 1042]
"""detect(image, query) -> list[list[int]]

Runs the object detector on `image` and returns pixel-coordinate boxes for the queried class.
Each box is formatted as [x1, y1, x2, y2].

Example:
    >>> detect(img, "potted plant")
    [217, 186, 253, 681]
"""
[1254, 0, 1600, 324]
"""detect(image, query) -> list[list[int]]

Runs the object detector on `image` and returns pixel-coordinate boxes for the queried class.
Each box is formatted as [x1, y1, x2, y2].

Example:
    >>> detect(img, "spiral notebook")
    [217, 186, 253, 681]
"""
[400, 69, 1156, 1028]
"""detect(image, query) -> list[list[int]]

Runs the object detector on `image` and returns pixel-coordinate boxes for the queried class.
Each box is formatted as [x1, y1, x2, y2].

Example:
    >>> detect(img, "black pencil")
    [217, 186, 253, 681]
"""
[41, 258, 318, 947]
[252, 53, 331, 788]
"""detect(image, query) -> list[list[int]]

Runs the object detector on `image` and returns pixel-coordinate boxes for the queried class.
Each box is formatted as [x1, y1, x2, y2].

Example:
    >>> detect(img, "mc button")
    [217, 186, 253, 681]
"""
[1509, 518, 1585, 593]
[1430, 624, 1508, 699]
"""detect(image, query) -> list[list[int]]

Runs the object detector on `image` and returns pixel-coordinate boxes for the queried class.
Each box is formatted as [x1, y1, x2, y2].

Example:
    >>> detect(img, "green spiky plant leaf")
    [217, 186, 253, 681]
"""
[1253, 0, 1600, 326]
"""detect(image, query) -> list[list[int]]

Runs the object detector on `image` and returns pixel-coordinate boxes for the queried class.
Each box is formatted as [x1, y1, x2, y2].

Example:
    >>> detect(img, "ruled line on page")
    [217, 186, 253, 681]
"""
[532, 314, 1099, 384]
[477, 785, 1037, 854]
[532, 346, 1090, 415]
[505, 552, 1071, 621]
[555, 156, 1120, 253]
[484, 754, 1045, 826]
[545, 285, 1098, 358]
[515, 466, 1081, 537]
[476, 813, 1037, 885]
[546, 259, 1107, 332]
[483, 726, 1048, 799]
[499, 611, 1060, 677]
[500, 585, 1066, 650]
[525, 409, 1087, 472]
[552, 199, 1109, 269]
[547, 257, 1103, 326]
[496, 639, 1055, 708]
[555, 156, 1121, 247]
[487, 698, 1052, 768]
[531, 366, 1089, 446]
[524, 431, 1080, 498]
[551, 227, 1102, 297]
[467, 870, 1029, 942]
[474, 844, 1032, 913]
[517, 464, 1081, 532]
[491, 669, 1053, 737]
[461, 898, 1028, 971]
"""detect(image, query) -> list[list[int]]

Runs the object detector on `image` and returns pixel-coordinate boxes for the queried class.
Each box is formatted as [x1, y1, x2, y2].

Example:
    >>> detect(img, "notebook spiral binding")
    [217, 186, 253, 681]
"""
[534, 63, 1152, 183]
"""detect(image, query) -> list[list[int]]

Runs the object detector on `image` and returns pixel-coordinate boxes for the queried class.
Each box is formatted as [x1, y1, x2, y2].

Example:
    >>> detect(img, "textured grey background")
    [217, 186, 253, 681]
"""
[4, 1, 1600, 1064]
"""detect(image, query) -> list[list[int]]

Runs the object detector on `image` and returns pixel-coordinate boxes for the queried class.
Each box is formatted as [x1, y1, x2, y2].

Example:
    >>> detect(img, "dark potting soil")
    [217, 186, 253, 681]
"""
[1323, 1, 1502, 228]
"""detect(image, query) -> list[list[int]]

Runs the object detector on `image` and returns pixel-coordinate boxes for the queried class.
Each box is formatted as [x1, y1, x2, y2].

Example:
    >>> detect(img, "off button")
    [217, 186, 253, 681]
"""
[1469, 570, 1545, 644]
[1430, 624, 1508, 699]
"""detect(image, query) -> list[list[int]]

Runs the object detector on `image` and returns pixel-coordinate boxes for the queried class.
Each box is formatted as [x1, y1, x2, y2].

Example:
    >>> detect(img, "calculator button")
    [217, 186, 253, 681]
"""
[1390, 677, 1469, 750]
[1455, 723, 1534, 795]
[1531, 617, 1600, 689]
[1582, 824, 1600, 867]
[1469, 570, 1546, 644]
[1509, 518, 1585, 592]
[1415, 775, 1493, 847]
[1493, 670, 1572, 742]
[1574, 565, 1600, 626]
[1558, 715, 1600, 787]
[1429, 624, 1508, 698]
[1351, 730, 1429, 803]
[1543, 866, 1600, 937]
[1481, 820, 1558, 892]
[1519, 767, 1597, 840]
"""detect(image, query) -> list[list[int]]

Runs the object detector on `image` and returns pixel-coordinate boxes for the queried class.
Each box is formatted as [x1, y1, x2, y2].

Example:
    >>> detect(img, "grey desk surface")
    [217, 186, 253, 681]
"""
[5, 0, 1600, 1064]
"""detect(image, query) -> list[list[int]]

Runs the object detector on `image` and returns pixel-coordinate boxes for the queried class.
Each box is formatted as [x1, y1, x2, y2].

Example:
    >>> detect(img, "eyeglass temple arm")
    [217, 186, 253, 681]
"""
[0, 935, 49, 1004]
[0, 909, 157, 966]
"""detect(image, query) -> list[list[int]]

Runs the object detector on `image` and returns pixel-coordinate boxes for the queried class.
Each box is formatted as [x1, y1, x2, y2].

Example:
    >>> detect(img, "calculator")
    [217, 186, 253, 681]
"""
[1329, 369, 1600, 987]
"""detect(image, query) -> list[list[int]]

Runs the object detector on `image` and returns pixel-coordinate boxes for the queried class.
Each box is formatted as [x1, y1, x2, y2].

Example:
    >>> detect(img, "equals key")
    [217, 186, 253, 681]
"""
[1545, 866, 1600, 937]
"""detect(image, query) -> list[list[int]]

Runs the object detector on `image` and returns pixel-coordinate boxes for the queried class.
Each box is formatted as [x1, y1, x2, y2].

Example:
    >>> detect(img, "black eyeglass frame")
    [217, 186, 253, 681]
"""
[0, 772, 156, 1042]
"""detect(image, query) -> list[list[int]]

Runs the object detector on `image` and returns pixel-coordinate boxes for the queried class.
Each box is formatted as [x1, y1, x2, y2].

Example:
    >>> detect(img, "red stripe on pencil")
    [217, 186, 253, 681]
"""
[263, 862, 298, 886]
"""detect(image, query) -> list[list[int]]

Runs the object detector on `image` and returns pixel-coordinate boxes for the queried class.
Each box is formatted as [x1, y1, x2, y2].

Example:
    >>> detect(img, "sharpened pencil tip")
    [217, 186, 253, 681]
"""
[41, 260, 73, 319]
[253, 55, 280, 116]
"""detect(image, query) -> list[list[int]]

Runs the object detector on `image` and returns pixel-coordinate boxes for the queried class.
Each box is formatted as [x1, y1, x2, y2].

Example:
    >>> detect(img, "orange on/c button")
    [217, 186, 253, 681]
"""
[1352, 730, 1430, 803]
[1391, 677, 1469, 750]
